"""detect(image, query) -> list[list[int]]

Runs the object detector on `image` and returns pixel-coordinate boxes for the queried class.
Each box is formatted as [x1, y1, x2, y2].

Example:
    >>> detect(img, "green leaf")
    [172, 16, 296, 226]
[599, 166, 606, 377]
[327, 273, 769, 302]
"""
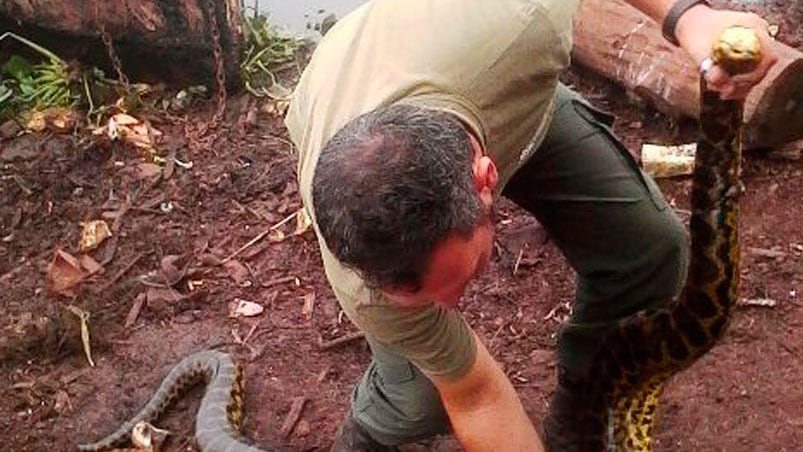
[2, 55, 34, 81]
[0, 84, 12, 104]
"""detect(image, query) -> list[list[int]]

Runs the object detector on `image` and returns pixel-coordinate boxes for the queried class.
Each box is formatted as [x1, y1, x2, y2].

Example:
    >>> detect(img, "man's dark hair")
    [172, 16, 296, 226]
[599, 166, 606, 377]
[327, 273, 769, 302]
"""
[312, 104, 485, 290]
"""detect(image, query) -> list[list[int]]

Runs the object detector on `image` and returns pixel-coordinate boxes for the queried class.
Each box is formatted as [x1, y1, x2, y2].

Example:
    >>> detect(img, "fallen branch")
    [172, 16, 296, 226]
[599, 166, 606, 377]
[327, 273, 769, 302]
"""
[279, 397, 307, 438]
[319, 331, 366, 351]
[260, 275, 297, 288]
[221, 211, 297, 263]
[95, 252, 145, 293]
[99, 175, 162, 267]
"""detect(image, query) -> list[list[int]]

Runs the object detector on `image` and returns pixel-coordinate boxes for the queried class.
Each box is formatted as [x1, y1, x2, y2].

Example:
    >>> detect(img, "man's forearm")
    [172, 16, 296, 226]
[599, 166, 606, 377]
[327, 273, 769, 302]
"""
[447, 366, 542, 451]
[435, 337, 543, 451]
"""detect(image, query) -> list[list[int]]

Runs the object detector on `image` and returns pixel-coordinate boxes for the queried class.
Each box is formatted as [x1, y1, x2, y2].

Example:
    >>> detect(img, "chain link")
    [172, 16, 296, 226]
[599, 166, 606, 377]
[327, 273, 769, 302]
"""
[184, 0, 229, 152]
[91, 0, 130, 95]
[90, 0, 227, 152]
[206, 0, 227, 127]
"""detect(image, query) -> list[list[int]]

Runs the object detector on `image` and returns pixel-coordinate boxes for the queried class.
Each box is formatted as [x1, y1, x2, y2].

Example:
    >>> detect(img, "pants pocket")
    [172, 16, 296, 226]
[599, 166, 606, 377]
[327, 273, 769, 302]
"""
[571, 97, 669, 212]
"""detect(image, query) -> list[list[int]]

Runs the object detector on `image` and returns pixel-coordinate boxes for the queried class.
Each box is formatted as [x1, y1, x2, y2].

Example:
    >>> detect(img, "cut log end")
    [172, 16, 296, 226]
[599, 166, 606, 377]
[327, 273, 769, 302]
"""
[746, 57, 803, 149]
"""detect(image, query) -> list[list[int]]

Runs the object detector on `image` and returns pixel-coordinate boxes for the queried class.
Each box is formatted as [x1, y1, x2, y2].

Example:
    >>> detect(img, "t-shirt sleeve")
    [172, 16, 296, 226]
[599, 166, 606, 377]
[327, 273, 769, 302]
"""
[357, 297, 478, 380]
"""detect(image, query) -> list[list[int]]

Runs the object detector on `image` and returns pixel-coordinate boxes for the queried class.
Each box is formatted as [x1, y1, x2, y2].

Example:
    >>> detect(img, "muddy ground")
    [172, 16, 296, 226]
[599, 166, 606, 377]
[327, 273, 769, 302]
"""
[2, 3, 803, 452]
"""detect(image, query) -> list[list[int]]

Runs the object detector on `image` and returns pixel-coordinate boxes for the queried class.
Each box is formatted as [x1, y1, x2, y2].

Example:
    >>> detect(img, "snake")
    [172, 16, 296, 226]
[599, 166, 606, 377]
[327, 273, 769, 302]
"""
[544, 26, 762, 451]
[77, 350, 277, 452]
[78, 26, 761, 452]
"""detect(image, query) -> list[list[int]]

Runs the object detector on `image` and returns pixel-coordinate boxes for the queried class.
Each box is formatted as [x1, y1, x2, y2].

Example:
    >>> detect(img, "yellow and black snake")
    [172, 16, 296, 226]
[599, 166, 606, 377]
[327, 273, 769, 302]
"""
[547, 27, 762, 451]
[78, 350, 277, 452]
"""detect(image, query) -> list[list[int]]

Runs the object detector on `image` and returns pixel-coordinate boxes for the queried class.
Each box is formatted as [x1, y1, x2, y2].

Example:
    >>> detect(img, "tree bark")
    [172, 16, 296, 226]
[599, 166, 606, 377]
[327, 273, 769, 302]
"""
[573, 0, 803, 149]
[0, 0, 241, 88]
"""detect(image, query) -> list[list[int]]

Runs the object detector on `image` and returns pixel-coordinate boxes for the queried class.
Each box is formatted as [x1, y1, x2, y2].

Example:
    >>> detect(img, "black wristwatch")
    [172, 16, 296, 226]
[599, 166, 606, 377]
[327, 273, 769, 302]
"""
[661, 0, 712, 46]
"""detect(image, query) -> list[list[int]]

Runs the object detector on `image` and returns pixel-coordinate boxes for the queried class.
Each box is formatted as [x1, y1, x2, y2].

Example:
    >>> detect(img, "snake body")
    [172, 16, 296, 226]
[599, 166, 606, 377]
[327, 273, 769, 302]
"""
[546, 27, 761, 451]
[78, 350, 275, 452]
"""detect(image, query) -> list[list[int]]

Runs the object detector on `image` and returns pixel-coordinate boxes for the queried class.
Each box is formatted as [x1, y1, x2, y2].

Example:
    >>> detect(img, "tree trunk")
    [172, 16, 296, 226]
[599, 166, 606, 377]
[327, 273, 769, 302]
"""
[0, 0, 241, 89]
[573, 0, 803, 149]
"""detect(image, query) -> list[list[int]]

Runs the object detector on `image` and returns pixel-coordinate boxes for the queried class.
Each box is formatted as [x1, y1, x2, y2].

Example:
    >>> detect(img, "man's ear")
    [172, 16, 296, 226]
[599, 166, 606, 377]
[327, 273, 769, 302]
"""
[474, 156, 498, 194]
[468, 133, 498, 204]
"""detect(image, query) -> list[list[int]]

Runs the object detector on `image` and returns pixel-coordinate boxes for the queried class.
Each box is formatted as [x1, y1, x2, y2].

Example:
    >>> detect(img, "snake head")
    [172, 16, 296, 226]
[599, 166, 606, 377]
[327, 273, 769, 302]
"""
[712, 26, 762, 75]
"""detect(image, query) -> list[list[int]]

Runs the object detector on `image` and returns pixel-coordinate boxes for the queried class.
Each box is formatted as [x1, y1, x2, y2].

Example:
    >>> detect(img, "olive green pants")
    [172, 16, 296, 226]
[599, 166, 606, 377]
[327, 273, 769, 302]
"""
[349, 83, 689, 445]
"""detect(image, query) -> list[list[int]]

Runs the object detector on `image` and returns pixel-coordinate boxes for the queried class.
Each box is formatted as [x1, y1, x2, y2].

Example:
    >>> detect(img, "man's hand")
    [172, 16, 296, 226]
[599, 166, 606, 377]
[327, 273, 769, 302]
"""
[431, 333, 544, 451]
[675, 5, 778, 99]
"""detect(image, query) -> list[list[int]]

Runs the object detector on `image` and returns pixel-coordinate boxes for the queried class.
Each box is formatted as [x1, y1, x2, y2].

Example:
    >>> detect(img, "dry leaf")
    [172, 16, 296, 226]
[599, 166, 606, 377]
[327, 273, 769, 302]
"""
[136, 162, 162, 179]
[293, 209, 312, 236]
[301, 293, 316, 320]
[229, 299, 265, 318]
[25, 111, 47, 132]
[80, 220, 112, 252]
[25, 108, 79, 133]
[67, 305, 94, 367]
[99, 113, 162, 156]
[131, 421, 170, 451]
[145, 287, 185, 312]
[268, 229, 286, 243]
[48, 249, 88, 296]
[79, 254, 104, 275]
[112, 113, 140, 126]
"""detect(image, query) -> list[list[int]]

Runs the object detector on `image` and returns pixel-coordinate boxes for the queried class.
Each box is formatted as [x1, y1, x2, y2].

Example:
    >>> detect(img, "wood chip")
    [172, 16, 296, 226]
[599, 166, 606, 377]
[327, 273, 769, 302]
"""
[301, 293, 315, 320]
[47, 249, 87, 296]
[79, 254, 104, 275]
[319, 331, 365, 351]
[125, 293, 147, 328]
[739, 298, 778, 308]
[747, 247, 786, 259]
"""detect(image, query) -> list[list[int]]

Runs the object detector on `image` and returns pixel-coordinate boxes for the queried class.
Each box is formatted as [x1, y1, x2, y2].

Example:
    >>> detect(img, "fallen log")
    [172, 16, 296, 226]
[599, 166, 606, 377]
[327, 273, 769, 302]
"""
[573, 0, 803, 149]
[0, 0, 241, 88]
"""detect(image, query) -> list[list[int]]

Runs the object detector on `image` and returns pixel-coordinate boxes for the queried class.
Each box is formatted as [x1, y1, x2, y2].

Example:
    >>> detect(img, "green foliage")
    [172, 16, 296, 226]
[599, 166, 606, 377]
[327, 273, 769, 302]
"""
[0, 33, 82, 119]
[239, 12, 298, 99]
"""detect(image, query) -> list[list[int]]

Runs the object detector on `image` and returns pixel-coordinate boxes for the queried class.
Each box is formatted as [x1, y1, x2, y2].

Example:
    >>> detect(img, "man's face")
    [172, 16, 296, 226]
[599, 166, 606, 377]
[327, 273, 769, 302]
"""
[382, 219, 494, 309]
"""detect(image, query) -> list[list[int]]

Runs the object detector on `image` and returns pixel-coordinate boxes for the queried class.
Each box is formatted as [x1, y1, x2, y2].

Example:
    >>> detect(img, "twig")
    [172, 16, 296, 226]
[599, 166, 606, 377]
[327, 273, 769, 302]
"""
[240, 320, 263, 348]
[95, 252, 145, 293]
[261, 275, 296, 288]
[124, 293, 146, 328]
[279, 397, 307, 438]
[222, 211, 296, 263]
[319, 331, 365, 351]
[112, 174, 163, 233]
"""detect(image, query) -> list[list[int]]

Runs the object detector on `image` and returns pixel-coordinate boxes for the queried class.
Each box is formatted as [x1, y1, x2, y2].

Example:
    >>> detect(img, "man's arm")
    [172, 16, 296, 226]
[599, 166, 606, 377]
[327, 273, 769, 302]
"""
[622, 0, 777, 99]
[430, 332, 543, 452]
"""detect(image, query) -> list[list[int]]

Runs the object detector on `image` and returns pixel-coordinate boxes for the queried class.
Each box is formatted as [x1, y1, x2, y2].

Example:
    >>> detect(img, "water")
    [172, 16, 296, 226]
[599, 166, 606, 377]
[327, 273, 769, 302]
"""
[243, 0, 368, 37]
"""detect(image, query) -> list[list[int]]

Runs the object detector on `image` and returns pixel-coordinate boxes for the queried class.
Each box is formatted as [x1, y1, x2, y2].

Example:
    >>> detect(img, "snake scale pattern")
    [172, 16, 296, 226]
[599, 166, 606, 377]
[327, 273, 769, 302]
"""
[546, 27, 761, 451]
[78, 350, 276, 452]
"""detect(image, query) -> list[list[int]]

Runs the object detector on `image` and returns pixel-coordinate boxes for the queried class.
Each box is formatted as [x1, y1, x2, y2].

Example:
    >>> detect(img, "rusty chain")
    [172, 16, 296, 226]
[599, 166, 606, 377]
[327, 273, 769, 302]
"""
[90, 0, 228, 152]
[183, 0, 229, 151]
[206, 0, 227, 127]
[91, 0, 130, 95]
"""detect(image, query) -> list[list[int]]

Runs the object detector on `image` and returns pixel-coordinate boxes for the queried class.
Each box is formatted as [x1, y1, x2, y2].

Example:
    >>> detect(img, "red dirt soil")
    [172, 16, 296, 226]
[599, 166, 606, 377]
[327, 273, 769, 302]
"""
[2, 2, 802, 451]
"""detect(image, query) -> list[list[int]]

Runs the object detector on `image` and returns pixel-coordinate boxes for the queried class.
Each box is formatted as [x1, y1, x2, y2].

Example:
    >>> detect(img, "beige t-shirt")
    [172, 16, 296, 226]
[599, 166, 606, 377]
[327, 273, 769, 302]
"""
[285, 0, 579, 379]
